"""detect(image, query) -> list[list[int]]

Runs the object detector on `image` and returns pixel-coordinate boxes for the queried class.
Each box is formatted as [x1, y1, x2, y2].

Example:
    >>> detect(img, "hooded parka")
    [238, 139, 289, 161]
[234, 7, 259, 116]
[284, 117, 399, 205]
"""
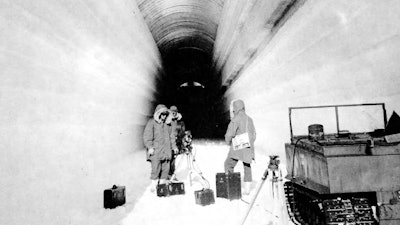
[166, 108, 186, 146]
[225, 100, 256, 164]
[143, 104, 177, 161]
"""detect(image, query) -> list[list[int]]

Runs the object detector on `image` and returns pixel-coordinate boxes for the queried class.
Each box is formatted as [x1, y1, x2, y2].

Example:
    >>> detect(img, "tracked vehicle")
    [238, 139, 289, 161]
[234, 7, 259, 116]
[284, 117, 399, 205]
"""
[284, 103, 400, 225]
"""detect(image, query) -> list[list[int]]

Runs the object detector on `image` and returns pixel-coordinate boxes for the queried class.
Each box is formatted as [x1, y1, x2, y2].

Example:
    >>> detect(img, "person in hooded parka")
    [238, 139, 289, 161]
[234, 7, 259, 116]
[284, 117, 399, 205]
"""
[224, 99, 257, 195]
[165, 105, 186, 180]
[143, 104, 178, 192]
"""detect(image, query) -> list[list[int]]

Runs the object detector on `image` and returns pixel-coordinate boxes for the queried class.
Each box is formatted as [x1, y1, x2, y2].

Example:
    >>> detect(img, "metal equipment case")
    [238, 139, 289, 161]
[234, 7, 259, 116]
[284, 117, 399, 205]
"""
[216, 172, 241, 200]
[195, 189, 215, 206]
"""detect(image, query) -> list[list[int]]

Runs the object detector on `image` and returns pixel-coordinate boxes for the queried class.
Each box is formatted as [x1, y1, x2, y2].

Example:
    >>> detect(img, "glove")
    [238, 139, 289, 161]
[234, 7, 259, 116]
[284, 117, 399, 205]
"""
[148, 148, 155, 156]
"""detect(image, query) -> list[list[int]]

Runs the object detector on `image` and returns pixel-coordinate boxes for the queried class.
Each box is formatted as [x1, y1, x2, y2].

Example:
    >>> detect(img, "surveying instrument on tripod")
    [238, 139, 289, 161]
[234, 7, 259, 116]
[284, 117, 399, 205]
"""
[240, 155, 285, 225]
[169, 131, 209, 188]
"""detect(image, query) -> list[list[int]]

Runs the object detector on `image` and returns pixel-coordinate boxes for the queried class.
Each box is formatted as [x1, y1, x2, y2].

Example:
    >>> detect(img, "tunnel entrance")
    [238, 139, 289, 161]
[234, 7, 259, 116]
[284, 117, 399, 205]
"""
[136, 0, 228, 139]
[154, 47, 229, 139]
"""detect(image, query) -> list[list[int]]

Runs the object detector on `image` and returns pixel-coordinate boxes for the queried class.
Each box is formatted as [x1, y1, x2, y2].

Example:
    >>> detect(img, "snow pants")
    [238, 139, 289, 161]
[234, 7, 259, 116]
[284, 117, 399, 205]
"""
[224, 157, 252, 182]
[168, 152, 177, 177]
[150, 159, 170, 180]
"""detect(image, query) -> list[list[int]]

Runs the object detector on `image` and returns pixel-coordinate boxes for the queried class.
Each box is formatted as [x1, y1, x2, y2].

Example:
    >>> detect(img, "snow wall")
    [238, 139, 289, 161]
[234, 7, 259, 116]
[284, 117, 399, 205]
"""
[218, 0, 400, 159]
[0, 1, 160, 224]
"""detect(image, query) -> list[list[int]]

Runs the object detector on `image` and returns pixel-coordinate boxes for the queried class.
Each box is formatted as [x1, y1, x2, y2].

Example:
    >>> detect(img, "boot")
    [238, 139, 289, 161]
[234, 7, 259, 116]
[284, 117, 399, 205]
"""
[150, 179, 158, 193]
[243, 182, 252, 195]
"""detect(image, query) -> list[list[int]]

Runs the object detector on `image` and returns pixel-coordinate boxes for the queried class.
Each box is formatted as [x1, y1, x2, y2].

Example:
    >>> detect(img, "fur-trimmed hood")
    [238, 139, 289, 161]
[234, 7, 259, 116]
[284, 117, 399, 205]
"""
[166, 111, 182, 124]
[153, 104, 169, 123]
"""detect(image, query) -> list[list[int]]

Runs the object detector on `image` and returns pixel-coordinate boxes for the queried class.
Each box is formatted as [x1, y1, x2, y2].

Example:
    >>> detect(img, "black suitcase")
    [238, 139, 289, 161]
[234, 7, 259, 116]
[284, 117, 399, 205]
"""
[169, 182, 185, 195]
[195, 189, 215, 206]
[104, 185, 126, 209]
[157, 183, 169, 197]
[216, 172, 241, 200]
[157, 182, 185, 197]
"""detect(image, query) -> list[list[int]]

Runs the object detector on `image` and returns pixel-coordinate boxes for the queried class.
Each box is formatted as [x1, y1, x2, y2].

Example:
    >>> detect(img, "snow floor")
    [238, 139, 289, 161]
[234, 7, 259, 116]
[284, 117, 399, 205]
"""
[105, 140, 295, 225]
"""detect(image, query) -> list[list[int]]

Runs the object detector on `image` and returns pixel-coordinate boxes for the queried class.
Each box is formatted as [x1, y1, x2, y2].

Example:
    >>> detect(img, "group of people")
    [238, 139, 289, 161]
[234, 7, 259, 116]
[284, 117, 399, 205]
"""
[143, 104, 186, 192]
[143, 99, 256, 195]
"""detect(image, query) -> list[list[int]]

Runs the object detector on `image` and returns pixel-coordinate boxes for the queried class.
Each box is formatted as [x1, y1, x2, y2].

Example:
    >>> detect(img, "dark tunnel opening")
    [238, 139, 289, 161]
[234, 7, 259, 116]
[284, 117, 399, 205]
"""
[153, 46, 229, 139]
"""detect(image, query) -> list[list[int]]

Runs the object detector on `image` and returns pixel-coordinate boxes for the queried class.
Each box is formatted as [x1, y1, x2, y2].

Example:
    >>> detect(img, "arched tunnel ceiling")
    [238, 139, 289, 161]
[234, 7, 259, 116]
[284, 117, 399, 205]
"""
[135, 0, 305, 138]
[137, 0, 224, 56]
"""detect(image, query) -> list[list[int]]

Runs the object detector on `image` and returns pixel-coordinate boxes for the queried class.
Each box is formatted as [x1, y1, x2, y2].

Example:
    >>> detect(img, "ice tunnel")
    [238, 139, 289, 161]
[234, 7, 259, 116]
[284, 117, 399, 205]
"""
[1, 0, 400, 224]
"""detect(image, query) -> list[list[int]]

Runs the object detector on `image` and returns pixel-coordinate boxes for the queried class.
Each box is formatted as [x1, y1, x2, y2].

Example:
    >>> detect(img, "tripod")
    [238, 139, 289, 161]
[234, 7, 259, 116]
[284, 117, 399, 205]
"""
[239, 156, 284, 225]
[170, 145, 209, 188]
